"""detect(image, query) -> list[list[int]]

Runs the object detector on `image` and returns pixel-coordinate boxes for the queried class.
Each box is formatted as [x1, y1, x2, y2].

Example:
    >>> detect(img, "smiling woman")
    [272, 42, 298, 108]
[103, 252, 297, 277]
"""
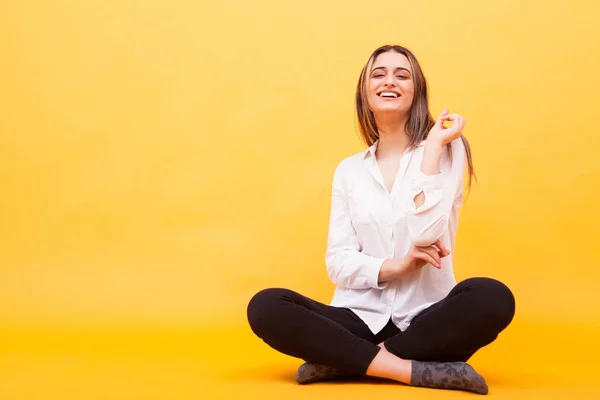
[246, 44, 515, 395]
[356, 45, 475, 194]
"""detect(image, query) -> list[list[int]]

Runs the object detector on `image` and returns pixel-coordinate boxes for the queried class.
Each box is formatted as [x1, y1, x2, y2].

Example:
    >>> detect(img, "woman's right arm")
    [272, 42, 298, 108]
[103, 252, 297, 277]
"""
[325, 163, 399, 289]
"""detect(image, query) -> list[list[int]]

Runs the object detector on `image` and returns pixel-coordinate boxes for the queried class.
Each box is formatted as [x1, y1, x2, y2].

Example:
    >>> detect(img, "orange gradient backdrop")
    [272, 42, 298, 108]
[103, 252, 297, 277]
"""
[1, 1, 599, 399]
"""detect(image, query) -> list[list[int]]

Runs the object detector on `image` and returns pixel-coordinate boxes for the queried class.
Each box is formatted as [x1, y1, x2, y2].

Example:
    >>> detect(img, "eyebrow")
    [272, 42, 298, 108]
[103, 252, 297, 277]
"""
[371, 66, 411, 74]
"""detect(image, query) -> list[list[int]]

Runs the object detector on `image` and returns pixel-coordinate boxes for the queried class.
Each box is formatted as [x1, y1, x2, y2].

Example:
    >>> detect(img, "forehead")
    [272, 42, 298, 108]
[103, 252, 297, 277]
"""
[371, 51, 411, 71]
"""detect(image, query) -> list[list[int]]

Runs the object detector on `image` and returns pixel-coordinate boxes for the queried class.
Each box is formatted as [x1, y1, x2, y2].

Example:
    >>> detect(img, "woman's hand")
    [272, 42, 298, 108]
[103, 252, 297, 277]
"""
[395, 239, 450, 276]
[426, 108, 466, 147]
[378, 240, 451, 283]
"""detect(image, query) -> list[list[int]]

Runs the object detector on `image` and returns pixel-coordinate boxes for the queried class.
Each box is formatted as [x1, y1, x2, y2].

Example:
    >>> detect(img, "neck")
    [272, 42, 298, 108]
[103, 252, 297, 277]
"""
[374, 112, 410, 158]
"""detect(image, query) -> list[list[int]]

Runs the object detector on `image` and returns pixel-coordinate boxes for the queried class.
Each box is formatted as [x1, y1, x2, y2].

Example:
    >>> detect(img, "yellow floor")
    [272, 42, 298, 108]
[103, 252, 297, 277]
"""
[1, 318, 598, 400]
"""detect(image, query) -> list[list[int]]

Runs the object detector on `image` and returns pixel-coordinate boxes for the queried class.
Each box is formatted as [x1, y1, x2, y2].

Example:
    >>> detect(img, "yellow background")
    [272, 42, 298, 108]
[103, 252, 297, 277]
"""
[1, 0, 599, 399]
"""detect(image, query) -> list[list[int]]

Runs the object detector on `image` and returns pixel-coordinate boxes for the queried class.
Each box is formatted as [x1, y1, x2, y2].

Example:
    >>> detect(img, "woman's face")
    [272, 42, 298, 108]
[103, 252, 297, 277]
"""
[367, 51, 415, 116]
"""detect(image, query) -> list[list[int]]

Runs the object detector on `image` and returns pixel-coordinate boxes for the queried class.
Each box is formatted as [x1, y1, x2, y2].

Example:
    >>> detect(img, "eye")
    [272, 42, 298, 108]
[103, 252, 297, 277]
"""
[396, 75, 409, 79]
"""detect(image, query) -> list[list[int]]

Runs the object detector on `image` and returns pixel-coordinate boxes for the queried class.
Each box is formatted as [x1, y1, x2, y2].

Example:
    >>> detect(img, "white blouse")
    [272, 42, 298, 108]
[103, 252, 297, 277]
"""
[325, 138, 467, 334]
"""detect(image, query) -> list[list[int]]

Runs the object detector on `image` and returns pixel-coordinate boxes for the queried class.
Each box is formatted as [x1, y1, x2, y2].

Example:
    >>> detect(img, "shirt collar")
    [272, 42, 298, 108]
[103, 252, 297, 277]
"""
[363, 139, 426, 159]
[364, 141, 378, 159]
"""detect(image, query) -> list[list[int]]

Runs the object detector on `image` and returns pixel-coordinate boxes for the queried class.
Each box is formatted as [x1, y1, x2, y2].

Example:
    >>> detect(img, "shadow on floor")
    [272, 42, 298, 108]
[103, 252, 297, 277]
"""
[222, 363, 560, 391]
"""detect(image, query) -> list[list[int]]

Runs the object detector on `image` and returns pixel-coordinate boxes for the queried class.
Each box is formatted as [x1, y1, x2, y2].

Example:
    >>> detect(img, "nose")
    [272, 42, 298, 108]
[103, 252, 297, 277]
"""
[384, 73, 396, 87]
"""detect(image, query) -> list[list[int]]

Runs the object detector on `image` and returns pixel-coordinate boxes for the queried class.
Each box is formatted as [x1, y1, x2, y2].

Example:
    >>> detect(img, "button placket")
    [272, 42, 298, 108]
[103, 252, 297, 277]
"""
[390, 197, 395, 258]
[387, 281, 397, 307]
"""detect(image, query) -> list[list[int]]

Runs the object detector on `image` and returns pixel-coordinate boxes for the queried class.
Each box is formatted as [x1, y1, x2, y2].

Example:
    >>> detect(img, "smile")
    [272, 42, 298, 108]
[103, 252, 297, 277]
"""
[378, 92, 400, 98]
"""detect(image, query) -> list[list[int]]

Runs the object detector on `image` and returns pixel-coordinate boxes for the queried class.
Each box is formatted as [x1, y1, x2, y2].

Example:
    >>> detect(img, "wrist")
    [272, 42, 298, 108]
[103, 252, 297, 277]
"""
[378, 258, 404, 283]
[391, 257, 407, 277]
[421, 142, 444, 175]
[424, 138, 445, 152]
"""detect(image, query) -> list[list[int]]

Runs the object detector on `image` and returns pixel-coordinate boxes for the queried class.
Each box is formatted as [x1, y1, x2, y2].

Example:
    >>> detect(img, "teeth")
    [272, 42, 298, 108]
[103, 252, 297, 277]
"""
[380, 92, 398, 98]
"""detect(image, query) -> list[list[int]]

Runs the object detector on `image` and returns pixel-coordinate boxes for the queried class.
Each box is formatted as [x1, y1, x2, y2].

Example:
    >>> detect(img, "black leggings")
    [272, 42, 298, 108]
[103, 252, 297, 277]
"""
[247, 277, 515, 375]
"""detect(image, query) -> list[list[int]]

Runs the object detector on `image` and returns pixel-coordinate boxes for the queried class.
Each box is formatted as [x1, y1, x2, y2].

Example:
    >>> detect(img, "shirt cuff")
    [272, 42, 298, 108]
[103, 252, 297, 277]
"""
[409, 172, 444, 213]
[364, 257, 387, 290]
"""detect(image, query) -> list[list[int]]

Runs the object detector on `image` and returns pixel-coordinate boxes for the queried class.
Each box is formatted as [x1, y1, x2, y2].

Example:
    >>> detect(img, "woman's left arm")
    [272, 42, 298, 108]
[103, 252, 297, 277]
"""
[407, 110, 467, 246]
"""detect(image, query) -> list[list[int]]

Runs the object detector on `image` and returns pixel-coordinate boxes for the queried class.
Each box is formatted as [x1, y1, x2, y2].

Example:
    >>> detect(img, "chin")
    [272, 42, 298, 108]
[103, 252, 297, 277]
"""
[371, 106, 406, 115]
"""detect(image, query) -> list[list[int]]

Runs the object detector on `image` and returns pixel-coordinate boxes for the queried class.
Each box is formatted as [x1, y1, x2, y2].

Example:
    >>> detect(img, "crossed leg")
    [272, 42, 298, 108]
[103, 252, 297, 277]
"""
[247, 277, 515, 394]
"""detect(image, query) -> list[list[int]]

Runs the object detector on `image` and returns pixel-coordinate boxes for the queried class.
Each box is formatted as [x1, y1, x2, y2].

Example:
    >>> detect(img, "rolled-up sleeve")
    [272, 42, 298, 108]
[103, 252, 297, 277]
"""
[325, 164, 387, 290]
[407, 139, 467, 247]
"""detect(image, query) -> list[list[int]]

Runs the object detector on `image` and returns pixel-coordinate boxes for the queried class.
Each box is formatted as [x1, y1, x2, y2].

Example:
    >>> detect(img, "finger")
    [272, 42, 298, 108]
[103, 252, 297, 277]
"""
[441, 114, 459, 129]
[436, 108, 449, 126]
[444, 114, 464, 136]
[416, 251, 439, 269]
[432, 239, 444, 254]
[426, 246, 442, 266]
[457, 117, 466, 134]
[419, 247, 441, 268]
[452, 115, 464, 131]
[434, 239, 450, 257]
[443, 113, 461, 122]
[452, 114, 466, 129]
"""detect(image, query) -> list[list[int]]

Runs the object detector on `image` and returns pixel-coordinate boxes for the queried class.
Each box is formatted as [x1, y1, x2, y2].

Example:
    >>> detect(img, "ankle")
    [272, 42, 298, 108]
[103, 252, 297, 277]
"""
[366, 346, 412, 383]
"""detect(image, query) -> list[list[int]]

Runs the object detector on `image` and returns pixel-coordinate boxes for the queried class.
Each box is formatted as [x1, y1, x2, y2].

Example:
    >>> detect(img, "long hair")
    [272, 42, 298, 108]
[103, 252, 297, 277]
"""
[355, 44, 476, 195]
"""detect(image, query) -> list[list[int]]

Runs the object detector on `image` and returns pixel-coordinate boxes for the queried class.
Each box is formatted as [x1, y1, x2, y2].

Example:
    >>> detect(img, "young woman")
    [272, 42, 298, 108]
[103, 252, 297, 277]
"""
[246, 44, 515, 395]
